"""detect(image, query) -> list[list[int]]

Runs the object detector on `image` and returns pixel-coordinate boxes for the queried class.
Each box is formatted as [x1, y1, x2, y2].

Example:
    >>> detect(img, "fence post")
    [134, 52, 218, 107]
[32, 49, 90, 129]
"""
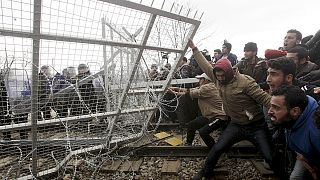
[31, 0, 42, 177]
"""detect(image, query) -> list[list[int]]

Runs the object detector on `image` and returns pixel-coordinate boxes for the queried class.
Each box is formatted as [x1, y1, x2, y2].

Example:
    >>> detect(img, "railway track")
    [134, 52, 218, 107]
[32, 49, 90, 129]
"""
[0, 123, 279, 179]
[102, 126, 278, 180]
[100, 143, 276, 180]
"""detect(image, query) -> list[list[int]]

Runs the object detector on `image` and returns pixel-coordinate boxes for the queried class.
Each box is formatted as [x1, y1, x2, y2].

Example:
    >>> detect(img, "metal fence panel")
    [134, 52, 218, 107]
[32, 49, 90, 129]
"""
[0, 0, 200, 178]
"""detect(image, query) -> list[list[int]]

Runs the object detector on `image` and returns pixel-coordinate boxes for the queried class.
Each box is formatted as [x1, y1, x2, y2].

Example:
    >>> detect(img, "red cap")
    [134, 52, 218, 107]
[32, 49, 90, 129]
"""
[265, 49, 287, 59]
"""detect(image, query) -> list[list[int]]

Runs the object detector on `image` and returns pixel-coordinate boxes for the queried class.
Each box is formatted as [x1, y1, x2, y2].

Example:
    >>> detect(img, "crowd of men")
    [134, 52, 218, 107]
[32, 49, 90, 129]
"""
[167, 29, 320, 179]
[0, 63, 105, 140]
[1, 28, 320, 179]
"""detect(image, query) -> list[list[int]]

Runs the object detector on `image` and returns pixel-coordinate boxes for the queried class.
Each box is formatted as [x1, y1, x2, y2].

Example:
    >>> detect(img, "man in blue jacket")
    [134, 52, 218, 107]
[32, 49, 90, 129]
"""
[268, 85, 320, 179]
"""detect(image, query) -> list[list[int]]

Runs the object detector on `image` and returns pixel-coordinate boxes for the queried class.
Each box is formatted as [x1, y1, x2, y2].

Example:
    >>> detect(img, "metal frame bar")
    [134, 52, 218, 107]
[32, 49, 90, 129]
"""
[0, 107, 156, 131]
[0, 29, 184, 54]
[99, 0, 201, 25]
[30, 0, 42, 177]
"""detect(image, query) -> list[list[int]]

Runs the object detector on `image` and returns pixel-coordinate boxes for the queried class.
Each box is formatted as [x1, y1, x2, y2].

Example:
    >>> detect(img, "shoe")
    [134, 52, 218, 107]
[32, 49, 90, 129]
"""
[261, 160, 271, 170]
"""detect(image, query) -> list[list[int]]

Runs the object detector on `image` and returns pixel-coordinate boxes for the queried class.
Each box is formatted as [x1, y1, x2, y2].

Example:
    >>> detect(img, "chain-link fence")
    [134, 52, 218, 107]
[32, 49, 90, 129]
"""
[0, 0, 200, 178]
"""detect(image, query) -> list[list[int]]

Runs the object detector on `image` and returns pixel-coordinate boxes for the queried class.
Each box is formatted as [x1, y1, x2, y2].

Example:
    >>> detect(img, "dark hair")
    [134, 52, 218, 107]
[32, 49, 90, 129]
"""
[287, 29, 302, 41]
[223, 42, 232, 51]
[267, 57, 296, 78]
[40, 65, 49, 71]
[78, 63, 89, 70]
[201, 52, 211, 61]
[287, 46, 308, 59]
[271, 85, 308, 112]
[244, 42, 258, 52]
[214, 49, 221, 54]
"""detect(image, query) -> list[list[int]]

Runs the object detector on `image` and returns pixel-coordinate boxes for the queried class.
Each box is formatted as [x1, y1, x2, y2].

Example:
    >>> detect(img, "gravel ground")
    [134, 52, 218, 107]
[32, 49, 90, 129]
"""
[1, 129, 267, 179]
[60, 156, 263, 180]
[60, 130, 264, 180]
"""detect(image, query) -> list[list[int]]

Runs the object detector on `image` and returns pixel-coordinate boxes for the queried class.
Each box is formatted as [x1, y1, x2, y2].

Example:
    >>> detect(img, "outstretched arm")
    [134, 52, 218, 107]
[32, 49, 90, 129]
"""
[167, 87, 188, 96]
[188, 39, 216, 83]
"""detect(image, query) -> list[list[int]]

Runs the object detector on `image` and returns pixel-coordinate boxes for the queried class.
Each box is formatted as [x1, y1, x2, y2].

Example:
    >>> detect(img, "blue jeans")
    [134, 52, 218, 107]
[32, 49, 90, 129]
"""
[202, 119, 275, 177]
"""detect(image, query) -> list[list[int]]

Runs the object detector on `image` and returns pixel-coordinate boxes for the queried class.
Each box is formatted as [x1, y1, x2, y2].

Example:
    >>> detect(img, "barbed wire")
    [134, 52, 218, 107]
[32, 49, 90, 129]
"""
[0, 0, 199, 178]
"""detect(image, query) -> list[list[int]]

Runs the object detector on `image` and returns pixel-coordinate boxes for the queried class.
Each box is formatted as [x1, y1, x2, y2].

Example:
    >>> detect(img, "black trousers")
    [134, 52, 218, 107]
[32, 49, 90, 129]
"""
[202, 119, 277, 177]
[186, 116, 227, 148]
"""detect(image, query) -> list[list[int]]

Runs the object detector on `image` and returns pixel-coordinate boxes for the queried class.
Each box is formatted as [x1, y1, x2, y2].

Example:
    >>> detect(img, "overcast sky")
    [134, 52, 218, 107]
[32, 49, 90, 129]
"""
[187, 0, 320, 58]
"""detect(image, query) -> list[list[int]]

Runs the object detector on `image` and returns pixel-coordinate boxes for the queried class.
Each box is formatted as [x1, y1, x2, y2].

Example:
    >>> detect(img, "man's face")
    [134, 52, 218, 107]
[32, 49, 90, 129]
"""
[221, 45, 228, 54]
[244, 50, 255, 60]
[67, 68, 77, 78]
[266, 68, 287, 92]
[165, 64, 171, 70]
[42, 68, 52, 78]
[213, 52, 220, 59]
[215, 70, 226, 82]
[283, 33, 299, 51]
[286, 52, 305, 67]
[268, 95, 291, 125]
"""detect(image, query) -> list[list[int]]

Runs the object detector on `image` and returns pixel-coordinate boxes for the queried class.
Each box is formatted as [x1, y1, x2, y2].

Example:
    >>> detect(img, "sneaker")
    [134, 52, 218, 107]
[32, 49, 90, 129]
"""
[261, 160, 271, 170]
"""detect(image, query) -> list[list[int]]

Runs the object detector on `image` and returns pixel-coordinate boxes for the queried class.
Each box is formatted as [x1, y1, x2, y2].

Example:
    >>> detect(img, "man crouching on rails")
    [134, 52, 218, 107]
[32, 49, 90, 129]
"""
[187, 40, 282, 180]
[168, 73, 228, 148]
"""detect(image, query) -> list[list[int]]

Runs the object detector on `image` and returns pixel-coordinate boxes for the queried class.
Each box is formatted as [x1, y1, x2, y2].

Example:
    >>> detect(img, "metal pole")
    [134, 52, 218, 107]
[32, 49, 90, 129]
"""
[101, 17, 111, 111]
[31, 0, 42, 177]
[106, 14, 157, 146]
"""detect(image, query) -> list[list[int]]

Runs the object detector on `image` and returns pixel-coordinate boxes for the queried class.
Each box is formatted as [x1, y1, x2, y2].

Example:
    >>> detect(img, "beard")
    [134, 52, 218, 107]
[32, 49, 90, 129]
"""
[271, 112, 296, 129]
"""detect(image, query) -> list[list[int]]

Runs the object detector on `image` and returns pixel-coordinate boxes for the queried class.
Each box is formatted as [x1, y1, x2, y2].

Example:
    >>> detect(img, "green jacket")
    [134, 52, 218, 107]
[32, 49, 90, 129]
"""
[234, 56, 267, 83]
[193, 48, 271, 125]
[296, 61, 319, 78]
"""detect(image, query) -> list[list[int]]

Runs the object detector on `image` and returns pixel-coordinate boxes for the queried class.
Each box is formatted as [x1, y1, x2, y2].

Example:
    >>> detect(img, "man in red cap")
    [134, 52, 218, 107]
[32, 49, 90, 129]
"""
[187, 40, 281, 180]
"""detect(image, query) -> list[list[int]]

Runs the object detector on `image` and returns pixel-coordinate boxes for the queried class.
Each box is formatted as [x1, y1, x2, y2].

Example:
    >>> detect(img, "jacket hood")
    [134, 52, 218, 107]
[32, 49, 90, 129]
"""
[292, 96, 318, 131]
[213, 58, 234, 84]
[288, 96, 320, 166]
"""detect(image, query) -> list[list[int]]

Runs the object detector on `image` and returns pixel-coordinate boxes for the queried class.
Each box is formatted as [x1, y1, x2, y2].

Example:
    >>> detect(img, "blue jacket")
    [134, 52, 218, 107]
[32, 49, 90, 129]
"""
[287, 96, 320, 167]
[218, 53, 238, 66]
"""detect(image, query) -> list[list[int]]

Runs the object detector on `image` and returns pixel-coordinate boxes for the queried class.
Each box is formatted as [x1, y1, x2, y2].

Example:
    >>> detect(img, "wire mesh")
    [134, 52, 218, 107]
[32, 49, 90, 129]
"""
[0, 0, 200, 178]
